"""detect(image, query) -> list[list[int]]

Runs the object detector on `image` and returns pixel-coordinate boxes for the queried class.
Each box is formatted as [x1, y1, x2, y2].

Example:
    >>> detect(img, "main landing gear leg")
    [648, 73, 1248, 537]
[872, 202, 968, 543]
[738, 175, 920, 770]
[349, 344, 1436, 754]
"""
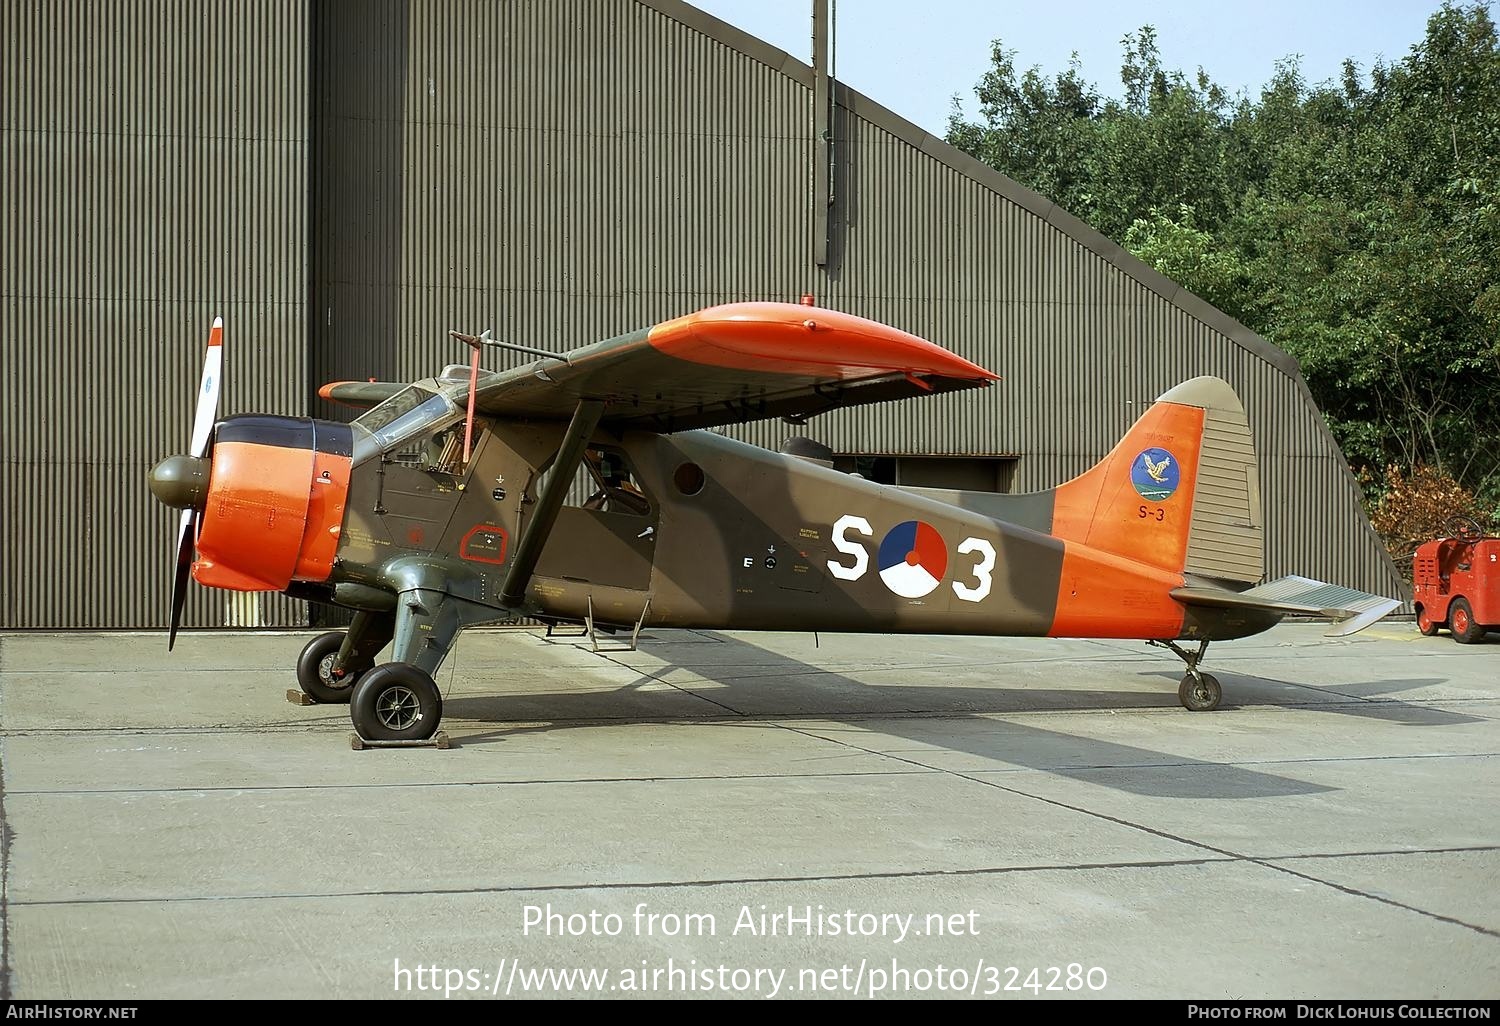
[349, 588, 464, 745]
[1149, 639, 1222, 711]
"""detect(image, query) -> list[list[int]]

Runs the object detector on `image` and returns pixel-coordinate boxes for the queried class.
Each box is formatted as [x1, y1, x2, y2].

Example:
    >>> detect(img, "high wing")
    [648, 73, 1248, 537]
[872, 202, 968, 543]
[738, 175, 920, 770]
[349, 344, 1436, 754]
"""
[468, 302, 998, 431]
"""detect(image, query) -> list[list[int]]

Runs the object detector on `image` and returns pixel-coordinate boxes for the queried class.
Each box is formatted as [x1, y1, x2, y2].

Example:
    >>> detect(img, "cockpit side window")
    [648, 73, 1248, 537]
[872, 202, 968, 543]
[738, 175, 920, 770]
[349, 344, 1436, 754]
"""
[567, 446, 652, 516]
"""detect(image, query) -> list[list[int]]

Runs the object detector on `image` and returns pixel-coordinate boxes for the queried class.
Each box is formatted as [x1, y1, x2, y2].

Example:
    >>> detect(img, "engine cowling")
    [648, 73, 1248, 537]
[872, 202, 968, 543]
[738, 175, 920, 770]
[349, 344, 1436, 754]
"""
[149, 416, 353, 592]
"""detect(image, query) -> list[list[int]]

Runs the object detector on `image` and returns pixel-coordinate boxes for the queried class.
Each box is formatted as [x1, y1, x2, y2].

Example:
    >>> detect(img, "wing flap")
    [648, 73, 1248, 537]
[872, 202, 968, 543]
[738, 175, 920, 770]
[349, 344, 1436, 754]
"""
[1172, 575, 1400, 638]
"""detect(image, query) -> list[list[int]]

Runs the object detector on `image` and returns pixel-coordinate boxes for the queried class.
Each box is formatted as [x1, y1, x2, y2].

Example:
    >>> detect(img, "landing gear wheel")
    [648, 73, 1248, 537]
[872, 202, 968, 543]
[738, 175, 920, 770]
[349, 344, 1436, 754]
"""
[1178, 672, 1222, 712]
[1450, 597, 1487, 645]
[1416, 606, 1440, 637]
[350, 663, 442, 742]
[1150, 639, 1223, 710]
[296, 631, 360, 704]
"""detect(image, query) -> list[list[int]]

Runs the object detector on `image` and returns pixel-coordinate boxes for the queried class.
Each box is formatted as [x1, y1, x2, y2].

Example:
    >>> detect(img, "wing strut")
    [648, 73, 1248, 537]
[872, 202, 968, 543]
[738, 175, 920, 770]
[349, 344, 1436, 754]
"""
[499, 399, 606, 608]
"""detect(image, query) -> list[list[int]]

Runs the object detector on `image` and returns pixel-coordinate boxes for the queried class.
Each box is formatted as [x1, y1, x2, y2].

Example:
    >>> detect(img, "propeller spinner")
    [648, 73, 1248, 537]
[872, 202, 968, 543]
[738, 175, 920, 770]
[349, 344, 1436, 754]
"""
[148, 317, 223, 649]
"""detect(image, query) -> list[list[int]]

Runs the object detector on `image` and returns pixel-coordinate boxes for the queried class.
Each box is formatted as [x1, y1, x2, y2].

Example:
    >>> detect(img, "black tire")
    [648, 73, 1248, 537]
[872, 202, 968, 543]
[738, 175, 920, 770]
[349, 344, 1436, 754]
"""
[1450, 597, 1488, 645]
[1416, 606, 1441, 637]
[350, 663, 442, 741]
[296, 631, 359, 704]
[1178, 672, 1222, 712]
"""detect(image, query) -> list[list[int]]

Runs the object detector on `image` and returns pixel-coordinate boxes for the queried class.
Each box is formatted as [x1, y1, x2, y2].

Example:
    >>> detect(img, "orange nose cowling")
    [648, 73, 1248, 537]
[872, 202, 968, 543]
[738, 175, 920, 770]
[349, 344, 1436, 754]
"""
[297, 449, 351, 580]
[192, 419, 352, 592]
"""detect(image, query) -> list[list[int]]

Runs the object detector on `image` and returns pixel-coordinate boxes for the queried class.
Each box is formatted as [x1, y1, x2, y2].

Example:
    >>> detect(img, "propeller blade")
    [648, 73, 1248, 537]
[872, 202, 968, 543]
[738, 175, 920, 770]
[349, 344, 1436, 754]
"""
[170, 316, 221, 647]
[168, 508, 195, 651]
[189, 317, 223, 459]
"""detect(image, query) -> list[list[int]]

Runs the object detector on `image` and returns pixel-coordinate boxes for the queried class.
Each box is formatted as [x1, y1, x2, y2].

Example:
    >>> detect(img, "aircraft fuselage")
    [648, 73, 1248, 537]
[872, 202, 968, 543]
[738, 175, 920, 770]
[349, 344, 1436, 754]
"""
[320, 417, 1275, 644]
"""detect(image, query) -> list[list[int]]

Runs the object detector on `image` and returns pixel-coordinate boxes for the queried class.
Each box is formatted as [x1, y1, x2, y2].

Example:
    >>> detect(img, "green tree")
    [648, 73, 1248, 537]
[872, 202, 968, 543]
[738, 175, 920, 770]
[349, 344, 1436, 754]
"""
[1122, 204, 1253, 322]
[948, 2, 1500, 514]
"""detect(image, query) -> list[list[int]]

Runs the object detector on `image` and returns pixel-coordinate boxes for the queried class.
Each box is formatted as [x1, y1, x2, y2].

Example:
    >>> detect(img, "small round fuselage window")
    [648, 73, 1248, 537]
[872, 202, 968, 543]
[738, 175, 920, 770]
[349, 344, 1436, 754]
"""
[674, 462, 706, 496]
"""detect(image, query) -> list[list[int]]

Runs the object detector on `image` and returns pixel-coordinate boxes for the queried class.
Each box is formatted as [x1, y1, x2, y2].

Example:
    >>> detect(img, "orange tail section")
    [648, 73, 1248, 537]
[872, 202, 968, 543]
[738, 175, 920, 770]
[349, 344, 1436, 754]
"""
[1052, 397, 1206, 575]
[1047, 377, 1265, 639]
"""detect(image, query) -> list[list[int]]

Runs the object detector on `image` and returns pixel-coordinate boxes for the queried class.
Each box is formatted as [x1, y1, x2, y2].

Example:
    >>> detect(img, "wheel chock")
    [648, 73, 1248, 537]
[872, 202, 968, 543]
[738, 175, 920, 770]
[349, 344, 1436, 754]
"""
[349, 730, 452, 751]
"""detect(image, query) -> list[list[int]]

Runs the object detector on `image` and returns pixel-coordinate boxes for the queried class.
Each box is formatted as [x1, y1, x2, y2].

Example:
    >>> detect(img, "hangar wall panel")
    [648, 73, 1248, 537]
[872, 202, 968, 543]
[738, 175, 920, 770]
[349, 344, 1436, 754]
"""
[311, 0, 816, 393]
[2, 0, 309, 627]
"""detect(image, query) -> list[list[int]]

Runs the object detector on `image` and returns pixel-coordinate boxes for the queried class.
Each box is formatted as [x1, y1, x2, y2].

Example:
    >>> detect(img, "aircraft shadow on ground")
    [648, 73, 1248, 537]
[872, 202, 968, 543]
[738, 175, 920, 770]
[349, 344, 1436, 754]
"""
[429, 631, 1476, 800]
[1134, 670, 1482, 727]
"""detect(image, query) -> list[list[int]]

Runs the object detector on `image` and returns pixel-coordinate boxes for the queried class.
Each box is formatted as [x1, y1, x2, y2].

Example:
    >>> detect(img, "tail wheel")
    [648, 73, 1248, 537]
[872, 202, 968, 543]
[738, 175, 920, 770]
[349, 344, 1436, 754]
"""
[1450, 597, 1487, 645]
[1178, 672, 1222, 712]
[1416, 606, 1440, 637]
[350, 663, 443, 741]
[296, 631, 361, 704]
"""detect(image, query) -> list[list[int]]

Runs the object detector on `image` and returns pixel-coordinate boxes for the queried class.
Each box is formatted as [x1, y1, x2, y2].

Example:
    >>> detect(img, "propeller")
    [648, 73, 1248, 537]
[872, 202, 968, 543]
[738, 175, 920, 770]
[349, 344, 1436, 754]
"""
[189, 317, 223, 459]
[150, 317, 223, 649]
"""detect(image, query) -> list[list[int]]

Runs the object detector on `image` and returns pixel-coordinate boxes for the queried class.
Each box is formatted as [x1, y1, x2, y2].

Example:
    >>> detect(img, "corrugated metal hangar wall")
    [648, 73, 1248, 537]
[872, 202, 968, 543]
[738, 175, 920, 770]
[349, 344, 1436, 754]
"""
[2, 0, 1402, 629]
[3, 0, 310, 628]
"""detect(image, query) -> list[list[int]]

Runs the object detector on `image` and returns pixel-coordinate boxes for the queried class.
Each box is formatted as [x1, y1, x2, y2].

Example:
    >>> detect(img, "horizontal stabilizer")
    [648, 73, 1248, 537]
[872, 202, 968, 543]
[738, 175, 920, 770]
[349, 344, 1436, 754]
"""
[1172, 575, 1400, 638]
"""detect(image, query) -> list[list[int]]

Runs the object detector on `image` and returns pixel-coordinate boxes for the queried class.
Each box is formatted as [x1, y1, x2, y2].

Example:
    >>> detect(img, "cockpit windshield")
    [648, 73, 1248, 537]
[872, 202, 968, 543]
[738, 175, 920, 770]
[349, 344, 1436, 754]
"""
[356, 385, 437, 433]
[352, 384, 457, 453]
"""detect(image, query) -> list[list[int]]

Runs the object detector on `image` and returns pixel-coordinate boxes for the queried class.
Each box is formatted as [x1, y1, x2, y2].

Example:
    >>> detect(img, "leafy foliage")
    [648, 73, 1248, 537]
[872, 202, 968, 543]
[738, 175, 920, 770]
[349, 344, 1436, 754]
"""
[947, 3, 1500, 518]
[1370, 464, 1494, 572]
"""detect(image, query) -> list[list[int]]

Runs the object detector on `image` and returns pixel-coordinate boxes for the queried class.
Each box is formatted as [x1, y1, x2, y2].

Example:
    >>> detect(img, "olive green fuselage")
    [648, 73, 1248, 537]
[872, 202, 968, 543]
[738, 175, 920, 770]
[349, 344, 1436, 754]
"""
[321, 419, 1272, 653]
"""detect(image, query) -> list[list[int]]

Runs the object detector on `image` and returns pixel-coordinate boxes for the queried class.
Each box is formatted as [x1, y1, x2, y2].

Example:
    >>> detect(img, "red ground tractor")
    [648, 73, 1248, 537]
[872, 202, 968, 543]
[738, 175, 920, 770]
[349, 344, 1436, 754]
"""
[1412, 517, 1500, 644]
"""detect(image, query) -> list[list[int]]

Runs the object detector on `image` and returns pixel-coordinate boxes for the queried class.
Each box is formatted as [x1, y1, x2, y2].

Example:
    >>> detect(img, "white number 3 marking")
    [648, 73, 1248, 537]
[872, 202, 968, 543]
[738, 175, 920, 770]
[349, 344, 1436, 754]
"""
[952, 537, 995, 602]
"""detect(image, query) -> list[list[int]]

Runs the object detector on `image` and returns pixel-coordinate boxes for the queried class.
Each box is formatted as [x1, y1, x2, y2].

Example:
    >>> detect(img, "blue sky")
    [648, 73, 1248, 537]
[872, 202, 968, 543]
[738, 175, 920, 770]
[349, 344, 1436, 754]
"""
[691, 0, 1452, 134]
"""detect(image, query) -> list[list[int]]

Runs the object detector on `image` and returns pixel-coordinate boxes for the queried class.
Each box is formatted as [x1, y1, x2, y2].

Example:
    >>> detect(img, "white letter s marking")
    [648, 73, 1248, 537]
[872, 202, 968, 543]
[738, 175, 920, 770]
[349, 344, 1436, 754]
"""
[827, 515, 872, 581]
